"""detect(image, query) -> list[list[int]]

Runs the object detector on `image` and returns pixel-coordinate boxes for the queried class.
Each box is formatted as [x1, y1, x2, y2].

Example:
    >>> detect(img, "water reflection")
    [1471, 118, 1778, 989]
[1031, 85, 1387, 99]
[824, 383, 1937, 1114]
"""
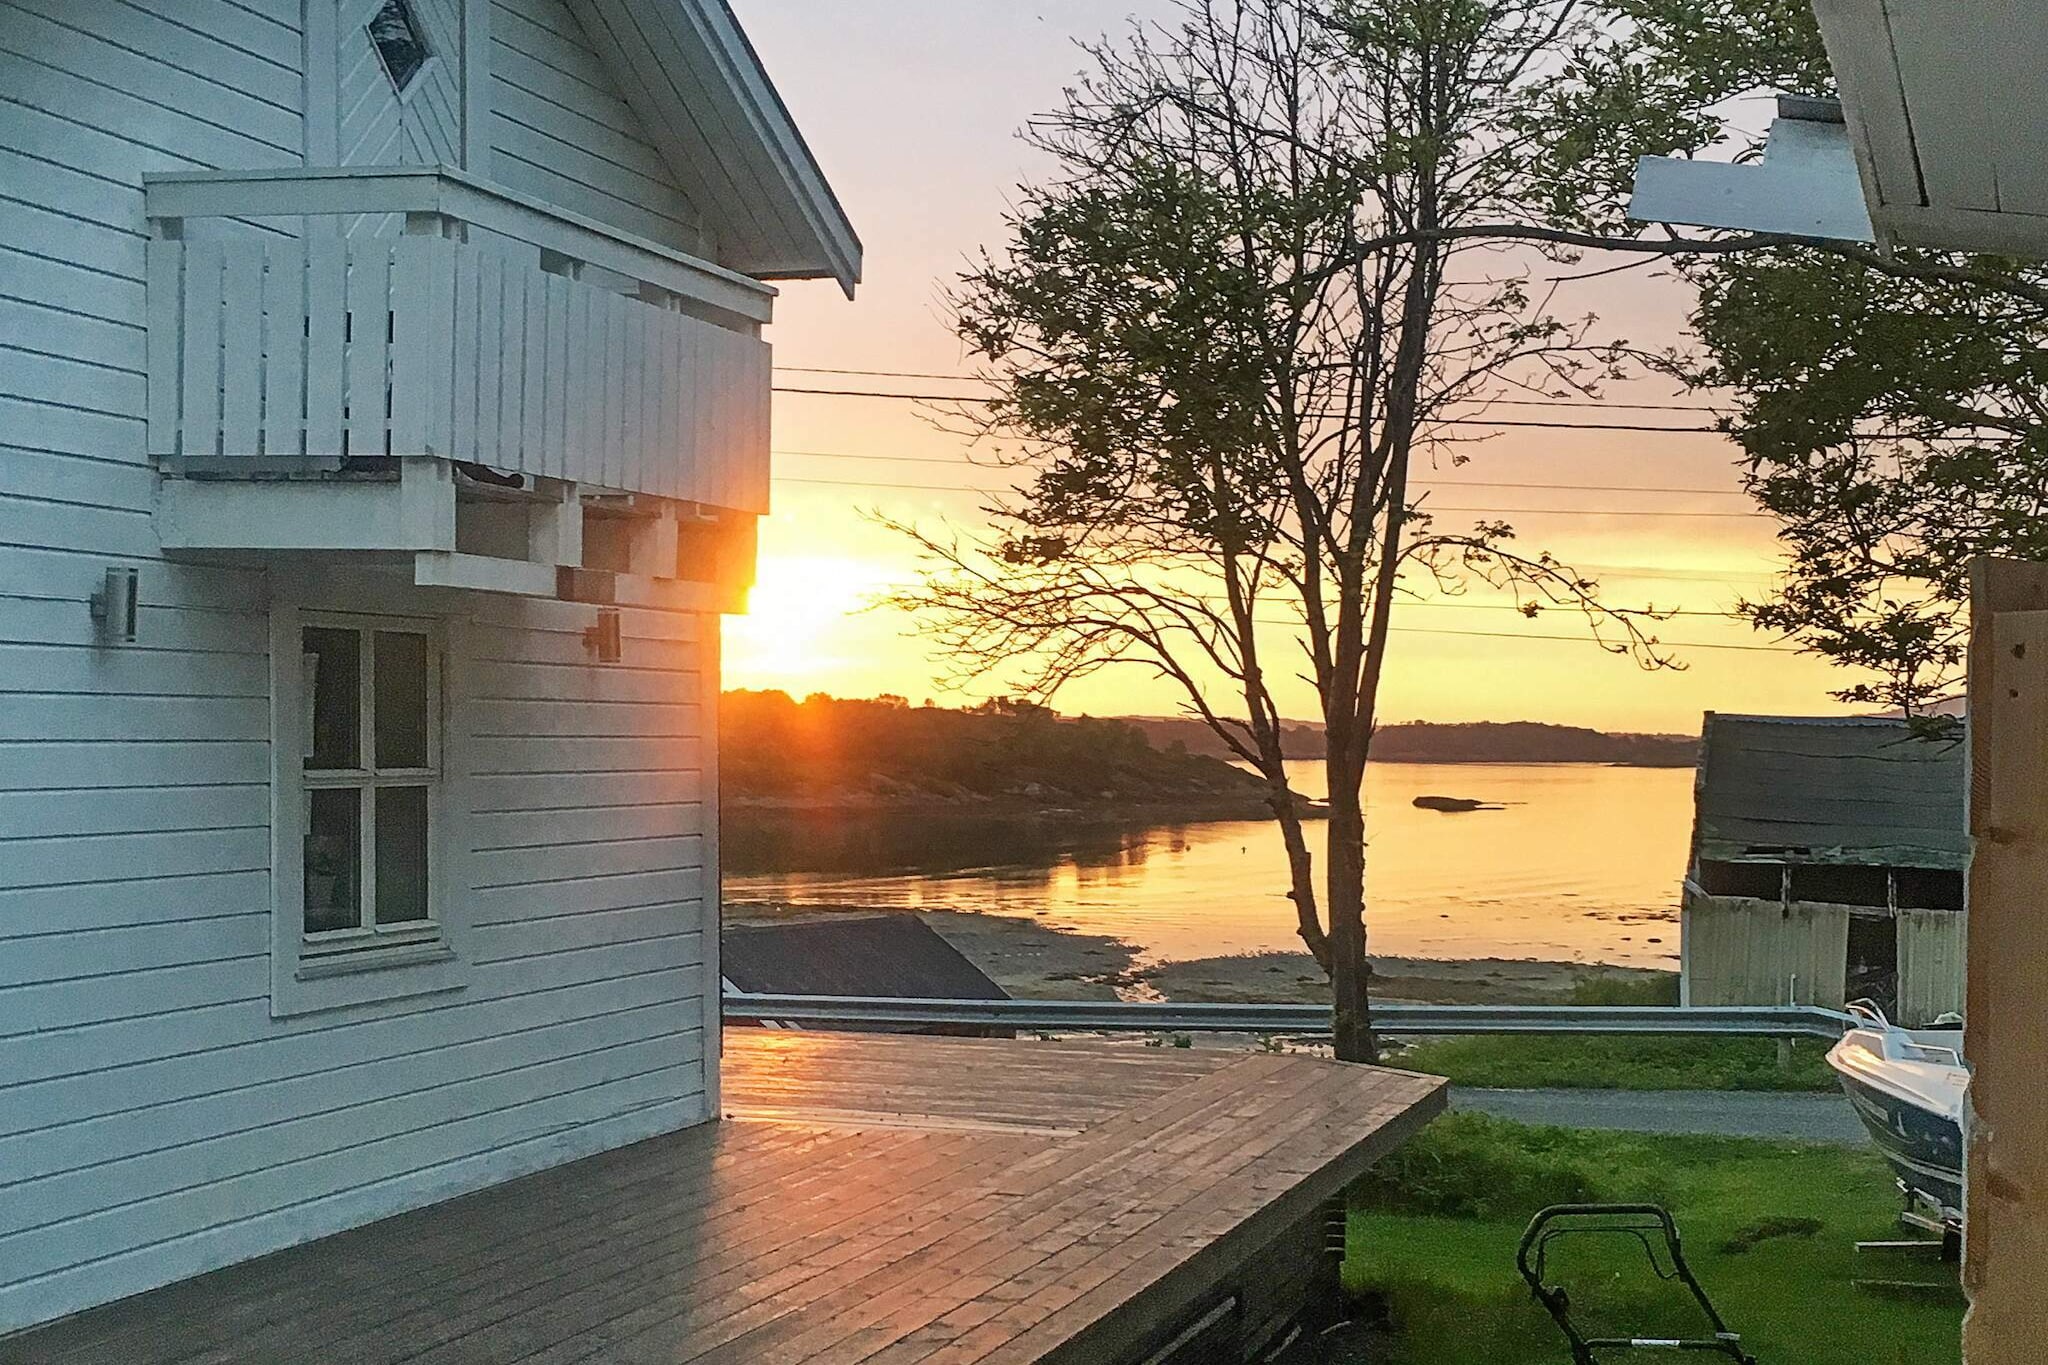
[724, 761, 1691, 968]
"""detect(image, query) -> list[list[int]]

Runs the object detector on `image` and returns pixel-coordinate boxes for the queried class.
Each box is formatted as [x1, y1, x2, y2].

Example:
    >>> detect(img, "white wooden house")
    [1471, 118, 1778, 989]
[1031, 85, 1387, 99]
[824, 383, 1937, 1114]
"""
[0, 0, 857, 1336]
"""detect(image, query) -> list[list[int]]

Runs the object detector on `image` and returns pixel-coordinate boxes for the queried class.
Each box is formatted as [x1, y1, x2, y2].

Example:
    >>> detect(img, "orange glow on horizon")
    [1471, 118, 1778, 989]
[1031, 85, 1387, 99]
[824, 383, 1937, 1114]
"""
[725, 0, 1871, 734]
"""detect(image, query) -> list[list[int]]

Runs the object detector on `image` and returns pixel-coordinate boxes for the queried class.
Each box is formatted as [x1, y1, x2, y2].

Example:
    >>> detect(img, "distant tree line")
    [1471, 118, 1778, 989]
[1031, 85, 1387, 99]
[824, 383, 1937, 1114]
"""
[720, 690, 1268, 808]
[1122, 717, 1696, 766]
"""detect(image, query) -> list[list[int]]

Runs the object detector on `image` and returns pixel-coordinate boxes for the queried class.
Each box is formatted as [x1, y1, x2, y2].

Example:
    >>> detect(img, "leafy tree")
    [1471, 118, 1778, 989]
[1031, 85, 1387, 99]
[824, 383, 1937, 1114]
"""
[887, 0, 1683, 1062]
[1549, 0, 2048, 714]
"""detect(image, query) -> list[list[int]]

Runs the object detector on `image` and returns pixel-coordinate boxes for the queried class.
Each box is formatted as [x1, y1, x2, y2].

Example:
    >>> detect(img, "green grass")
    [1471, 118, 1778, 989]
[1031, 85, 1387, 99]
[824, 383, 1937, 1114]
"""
[1561, 974, 1683, 1007]
[1386, 972, 1839, 1092]
[1346, 1113, 1962, 1365]
[1388, 1034, 1839, 1092]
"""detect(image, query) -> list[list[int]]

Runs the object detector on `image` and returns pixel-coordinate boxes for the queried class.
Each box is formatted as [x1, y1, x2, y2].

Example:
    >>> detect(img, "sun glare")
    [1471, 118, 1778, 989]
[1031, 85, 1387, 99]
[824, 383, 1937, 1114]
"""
[725, 553, 900, 686]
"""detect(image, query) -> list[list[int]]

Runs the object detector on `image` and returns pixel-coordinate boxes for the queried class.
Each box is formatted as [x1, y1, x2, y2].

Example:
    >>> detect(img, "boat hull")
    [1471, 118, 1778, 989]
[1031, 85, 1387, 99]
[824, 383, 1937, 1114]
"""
[1835, 1069, 1964, 1223]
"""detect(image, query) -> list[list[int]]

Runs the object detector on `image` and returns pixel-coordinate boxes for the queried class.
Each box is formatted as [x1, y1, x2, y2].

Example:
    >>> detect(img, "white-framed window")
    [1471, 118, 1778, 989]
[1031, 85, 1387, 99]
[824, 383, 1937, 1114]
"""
[301, 616, 441, 949]
[271, 604, 466, 1016]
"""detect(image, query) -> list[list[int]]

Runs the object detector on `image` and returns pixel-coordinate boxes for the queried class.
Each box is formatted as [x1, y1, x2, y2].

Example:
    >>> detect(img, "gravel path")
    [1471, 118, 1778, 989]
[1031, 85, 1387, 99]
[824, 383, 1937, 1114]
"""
[1453, 1086, 1870, 1144]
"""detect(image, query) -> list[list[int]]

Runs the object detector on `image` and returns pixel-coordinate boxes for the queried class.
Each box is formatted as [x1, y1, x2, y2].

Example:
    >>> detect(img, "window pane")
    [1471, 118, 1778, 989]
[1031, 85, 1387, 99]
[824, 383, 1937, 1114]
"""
[374, 631, 430, 769]
[303, 627, 361, 770]
[367, 0, 431, 93]
[375, 785, 431, 924]
[304, 788, 362, 932]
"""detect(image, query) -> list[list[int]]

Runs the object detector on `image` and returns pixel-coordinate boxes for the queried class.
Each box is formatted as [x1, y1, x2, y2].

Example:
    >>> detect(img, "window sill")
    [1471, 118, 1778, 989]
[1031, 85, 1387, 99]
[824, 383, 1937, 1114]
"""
[271, 936, 468, 1019]
[297, 938, 456, 981]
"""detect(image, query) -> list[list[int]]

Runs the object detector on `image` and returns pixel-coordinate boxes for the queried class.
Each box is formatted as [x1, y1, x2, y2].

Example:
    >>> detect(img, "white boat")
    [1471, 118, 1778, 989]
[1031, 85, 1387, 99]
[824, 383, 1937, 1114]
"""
[1825, 1002, 1969, 1229]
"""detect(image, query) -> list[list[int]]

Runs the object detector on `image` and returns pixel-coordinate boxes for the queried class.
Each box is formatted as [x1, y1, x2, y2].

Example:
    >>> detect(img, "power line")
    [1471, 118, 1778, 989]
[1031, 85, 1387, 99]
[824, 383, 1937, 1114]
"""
[1232, 613, 1791, 651]
[772, 473, 1772, 518]
[775, 383, 2011, 445]
[1402, 600, 1744, 619]
[774, 474, 991, 491]
[773, 365, 1721, 413]
[1574, 562, 1774, 583]
[1383, 624, 1793, 653]
[773, 447, 1752, 498]
[770, 384, 1728, 431]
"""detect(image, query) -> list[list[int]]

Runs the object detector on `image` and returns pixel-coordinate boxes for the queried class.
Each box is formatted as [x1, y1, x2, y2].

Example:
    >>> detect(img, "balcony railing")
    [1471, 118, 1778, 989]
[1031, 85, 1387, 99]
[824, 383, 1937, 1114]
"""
[143, 166, 772, 514]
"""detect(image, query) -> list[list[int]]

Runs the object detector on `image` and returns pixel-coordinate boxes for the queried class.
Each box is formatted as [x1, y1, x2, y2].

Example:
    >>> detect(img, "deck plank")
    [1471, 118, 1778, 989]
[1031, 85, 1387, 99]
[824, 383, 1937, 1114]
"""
[0, 1033, 1445, 1365]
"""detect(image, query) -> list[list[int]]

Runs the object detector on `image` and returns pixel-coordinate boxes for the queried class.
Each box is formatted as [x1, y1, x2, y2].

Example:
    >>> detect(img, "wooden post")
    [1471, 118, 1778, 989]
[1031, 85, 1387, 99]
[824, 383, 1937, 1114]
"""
[1963, 557, 2048, 1363]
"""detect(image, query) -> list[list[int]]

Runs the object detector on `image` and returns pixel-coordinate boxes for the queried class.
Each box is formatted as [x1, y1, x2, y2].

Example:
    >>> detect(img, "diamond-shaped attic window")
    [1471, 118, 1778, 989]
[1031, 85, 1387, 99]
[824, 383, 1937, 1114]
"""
[368, 0, 431, 95]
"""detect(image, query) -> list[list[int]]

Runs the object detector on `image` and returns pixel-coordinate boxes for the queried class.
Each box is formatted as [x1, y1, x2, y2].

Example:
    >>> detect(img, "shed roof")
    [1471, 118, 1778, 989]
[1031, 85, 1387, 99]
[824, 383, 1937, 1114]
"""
[1693, 714, 1968, 869]
[720, 914, 1010, 1000]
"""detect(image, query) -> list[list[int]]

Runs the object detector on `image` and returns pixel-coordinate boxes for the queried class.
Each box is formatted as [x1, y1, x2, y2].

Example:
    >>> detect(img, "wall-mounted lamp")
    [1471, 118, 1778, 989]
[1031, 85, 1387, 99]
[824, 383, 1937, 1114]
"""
[90, 567, 139, 643]
[583, 607, 621, 663]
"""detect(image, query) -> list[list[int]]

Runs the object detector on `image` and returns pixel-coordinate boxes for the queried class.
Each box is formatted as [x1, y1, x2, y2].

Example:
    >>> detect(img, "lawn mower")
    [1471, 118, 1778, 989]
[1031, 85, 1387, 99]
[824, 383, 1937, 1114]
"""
[1517, 1204, 1757, 1363]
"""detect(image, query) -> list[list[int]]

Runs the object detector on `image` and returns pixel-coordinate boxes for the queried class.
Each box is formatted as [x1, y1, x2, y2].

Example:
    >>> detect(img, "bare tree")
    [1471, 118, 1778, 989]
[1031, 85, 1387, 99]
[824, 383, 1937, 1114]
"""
[887, 0, 1677, 1062]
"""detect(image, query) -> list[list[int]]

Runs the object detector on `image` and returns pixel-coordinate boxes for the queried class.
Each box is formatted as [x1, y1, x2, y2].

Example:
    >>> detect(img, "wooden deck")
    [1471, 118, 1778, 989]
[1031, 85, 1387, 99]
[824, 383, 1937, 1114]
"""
[2, 1032, 1446, 1365]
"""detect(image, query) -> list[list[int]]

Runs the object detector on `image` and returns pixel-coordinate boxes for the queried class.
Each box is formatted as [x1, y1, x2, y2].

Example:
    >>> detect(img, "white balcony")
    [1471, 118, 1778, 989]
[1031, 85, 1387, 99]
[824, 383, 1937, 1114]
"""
[142, 167, 770, 606]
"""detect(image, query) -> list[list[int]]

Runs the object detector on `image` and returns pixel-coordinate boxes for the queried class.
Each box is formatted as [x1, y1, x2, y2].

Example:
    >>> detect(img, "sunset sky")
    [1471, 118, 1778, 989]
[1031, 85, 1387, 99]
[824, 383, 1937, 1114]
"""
[724, 1, 1866, 735]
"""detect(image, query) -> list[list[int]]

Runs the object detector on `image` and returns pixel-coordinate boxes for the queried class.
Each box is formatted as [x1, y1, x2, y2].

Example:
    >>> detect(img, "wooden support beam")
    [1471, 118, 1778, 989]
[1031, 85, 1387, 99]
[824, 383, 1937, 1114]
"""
[1964, 557, 2048, 1363]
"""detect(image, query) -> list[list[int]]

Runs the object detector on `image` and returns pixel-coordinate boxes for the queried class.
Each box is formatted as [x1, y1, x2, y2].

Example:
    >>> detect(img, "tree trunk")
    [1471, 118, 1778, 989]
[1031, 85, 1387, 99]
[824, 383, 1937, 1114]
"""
[1324, 773, 1377, 1063]
[1268, 782, 1331, 971]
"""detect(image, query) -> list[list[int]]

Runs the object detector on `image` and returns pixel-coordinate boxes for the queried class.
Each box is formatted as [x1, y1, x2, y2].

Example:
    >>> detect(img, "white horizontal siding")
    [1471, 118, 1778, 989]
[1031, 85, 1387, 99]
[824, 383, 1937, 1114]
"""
[0, 0, 720, 1336]
[489, 0, 706, 253]
[0, 588, 717, 1334]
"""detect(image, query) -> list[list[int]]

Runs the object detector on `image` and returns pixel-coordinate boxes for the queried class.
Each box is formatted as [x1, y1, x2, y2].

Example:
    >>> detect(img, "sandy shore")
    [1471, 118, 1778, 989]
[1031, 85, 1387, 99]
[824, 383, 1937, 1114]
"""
[723, 900, 1670, 1006]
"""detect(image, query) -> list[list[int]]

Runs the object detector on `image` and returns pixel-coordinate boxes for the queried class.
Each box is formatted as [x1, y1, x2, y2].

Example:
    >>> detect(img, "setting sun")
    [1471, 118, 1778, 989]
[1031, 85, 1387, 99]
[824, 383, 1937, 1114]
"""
[724, 551, 906, 689]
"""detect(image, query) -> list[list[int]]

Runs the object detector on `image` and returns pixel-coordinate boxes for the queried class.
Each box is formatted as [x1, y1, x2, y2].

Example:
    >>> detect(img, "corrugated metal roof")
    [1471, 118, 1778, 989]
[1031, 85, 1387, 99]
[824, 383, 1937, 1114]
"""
[1693, 714, 1968, 869]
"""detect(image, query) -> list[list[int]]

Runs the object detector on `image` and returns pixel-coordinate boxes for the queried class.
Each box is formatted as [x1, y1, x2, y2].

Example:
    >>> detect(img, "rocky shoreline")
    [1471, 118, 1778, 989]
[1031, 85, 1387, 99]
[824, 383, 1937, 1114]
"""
[723, 901, 1670, 1006]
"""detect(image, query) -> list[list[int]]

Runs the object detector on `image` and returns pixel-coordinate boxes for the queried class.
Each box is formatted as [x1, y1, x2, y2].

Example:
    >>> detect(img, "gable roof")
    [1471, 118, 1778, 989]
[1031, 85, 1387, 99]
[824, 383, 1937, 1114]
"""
[567, 0, 861, 296]
[1692, 714, 1968, 870]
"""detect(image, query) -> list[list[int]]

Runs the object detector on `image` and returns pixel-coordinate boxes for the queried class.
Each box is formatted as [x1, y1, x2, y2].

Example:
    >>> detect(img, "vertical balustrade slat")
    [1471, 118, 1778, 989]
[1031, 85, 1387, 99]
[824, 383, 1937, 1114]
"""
[450, 244, 480, 464]
[757, 339, 770, 515]
[178, 241, 225, 464]
[647, 310, 669, 500]
[414, 237, 459, 459]
[604, 291, 627, 490]
[708, 326, 734, 511]
[345, 244, 392, 458]
[474, 248, 503, 466]
[219, 247, 265, 460]
[688, 320, 713, 510]
[590, 290, 611, 489]
[565, 282, 590, 480]
[733, 331, 757, 507]
[747, 335, 773, 512]
[520, 266, 548, 480]
[146, 240, 184, 458]
[624, 303, 648, 496]
[497, 254, 528, 472]
[544, 273, 570, 480]
[584, 284, 607, 485]
[388, 236, 436, 457]
[262, 242, 307, 462]
[305, 237, 347, 461]
[681, 318, 704, 505]
[659, 310, 683, 500]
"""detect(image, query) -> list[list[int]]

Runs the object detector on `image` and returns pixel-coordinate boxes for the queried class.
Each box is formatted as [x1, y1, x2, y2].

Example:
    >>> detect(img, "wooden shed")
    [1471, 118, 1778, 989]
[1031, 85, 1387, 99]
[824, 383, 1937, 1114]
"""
[1680, 714, 1968, 1023]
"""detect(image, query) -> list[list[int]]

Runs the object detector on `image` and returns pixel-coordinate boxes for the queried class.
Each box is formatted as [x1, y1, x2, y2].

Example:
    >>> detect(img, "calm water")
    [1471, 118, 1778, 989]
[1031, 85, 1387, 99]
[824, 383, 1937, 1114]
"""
[723, 761, 1691, 968]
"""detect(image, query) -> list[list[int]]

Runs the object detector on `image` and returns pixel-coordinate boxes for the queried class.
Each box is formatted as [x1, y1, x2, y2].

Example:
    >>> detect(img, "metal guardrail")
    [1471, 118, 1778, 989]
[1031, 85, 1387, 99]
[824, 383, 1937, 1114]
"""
[721, 994, 1857, 1039]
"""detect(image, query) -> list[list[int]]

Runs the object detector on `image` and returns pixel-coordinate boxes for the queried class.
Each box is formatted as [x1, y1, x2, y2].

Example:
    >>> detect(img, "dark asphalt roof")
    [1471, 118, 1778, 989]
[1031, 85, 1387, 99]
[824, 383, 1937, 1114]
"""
[720, 914, 1010, 1000]
[1693, 714, 1968, 869]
